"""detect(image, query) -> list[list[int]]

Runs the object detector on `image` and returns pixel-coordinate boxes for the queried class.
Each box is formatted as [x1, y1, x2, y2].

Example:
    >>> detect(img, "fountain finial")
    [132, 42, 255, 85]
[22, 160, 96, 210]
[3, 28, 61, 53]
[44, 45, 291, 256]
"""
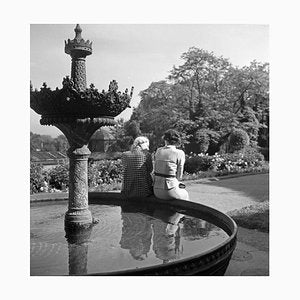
[65, 24, 92, 57]
[74, 24, 82, 40]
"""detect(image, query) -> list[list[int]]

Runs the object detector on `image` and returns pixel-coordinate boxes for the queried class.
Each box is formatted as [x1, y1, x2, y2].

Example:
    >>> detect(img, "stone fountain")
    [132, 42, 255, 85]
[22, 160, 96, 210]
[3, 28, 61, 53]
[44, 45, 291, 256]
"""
[30, 24, 133, 230]
[30, 25, 237, 276]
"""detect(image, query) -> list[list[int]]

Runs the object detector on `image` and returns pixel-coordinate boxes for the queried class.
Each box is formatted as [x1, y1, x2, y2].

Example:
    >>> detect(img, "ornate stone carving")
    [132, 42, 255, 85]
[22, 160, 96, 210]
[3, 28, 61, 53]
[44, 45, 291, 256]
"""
[64, 24, 93, 58]
[30, 79, 133, 121]
[71, 58, 86, 91]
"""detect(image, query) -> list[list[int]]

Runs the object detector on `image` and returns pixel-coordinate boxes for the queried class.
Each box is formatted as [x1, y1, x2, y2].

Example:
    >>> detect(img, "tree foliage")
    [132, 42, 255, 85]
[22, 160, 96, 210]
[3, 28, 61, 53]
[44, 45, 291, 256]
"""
[107, 119, 134, 152]
[30, 132, 69, 153]
[131, 48, 269, 154]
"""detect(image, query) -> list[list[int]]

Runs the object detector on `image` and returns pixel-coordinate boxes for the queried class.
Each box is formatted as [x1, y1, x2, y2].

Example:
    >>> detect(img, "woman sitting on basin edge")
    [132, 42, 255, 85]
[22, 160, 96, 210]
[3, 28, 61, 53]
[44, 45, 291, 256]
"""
[121, 136, 153, 198]
[153, 129, 189, 201]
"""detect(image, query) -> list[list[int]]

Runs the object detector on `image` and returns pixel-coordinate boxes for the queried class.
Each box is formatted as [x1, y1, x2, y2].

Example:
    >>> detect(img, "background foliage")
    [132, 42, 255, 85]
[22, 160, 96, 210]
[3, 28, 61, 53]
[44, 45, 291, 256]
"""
[30, 132, 68, 153]
[129, 48, 269, 155]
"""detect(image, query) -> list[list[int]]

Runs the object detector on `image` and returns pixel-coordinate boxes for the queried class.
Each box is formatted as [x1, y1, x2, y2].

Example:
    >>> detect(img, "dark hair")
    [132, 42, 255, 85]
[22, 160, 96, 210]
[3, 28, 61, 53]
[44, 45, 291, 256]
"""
[163, 129, 181, 145]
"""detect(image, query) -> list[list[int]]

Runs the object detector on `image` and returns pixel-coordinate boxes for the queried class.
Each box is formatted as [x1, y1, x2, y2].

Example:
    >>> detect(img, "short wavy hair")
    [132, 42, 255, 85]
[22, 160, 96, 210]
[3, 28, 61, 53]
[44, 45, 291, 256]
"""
[131, 136, 150, 151]
[163, 129, 181, 145]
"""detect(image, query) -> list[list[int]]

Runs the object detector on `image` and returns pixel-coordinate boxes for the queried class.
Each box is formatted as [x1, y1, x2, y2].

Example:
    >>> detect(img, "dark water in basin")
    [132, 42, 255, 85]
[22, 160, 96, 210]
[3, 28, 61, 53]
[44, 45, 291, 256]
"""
[30, 201, 229, 275]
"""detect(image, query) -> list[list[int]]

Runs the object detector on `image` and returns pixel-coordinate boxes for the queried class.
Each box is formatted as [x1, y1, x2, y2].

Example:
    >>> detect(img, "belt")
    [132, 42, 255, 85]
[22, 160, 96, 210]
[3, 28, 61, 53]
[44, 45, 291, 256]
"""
[154, 172, 176, 178]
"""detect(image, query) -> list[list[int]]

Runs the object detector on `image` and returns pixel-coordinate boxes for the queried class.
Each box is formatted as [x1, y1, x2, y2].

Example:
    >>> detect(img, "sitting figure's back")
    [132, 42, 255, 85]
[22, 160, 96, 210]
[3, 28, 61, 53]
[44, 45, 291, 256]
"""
[153, 129, 189, 201]
[121, 136, 153, 198]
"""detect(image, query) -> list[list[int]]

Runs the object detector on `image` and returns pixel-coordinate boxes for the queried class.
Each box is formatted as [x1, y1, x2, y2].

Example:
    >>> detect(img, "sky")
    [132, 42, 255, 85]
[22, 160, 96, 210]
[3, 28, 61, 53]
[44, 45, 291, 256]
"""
[30, 24, 269, 137]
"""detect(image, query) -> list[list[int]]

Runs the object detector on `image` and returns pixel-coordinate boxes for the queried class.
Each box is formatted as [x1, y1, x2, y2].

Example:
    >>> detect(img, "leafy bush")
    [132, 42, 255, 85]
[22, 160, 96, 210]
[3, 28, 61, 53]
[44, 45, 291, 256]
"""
[89, 181, 122, 192]
[259, 147, 269, 161]
[240, 146, 265, 166]
[88, 159, 123, 187]
[194, 129, 210, 154]
[228, 129, 249, 152]
[30, 162, 47, 194]
[30, 159, 124, 194]
[184, 154, 213, 173]
[48, 163, 69, 190]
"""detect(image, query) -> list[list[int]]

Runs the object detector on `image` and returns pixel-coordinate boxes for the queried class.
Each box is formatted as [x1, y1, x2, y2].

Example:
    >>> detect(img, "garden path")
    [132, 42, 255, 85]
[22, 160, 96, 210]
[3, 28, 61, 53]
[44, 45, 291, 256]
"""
[186, 173, 269, 276]
[186, 173, 269, 212]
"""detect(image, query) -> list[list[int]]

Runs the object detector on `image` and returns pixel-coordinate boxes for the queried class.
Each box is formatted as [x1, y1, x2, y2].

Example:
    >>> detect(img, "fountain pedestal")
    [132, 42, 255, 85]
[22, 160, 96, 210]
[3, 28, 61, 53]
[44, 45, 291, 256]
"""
[56, 121, 113, 228]
[65, 145, 91, 226]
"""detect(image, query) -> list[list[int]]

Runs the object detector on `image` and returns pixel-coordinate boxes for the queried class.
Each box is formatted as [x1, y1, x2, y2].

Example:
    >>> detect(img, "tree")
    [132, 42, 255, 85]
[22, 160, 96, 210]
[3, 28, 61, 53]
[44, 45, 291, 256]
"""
[30, 132, 55, 152]
[169, 47, 232, 120]
[30, 132, 69, 153]
[124, 120, 141, 139]
[131, 81, 191, 149]
[107, 119, 133, 152]
[131, 47, 269, 154]
[54, 134, 69, 153]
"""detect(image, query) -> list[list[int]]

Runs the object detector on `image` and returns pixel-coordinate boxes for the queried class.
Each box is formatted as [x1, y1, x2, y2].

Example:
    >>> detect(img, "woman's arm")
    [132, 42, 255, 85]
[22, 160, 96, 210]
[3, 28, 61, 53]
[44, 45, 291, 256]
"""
[176, 150, 185, 180]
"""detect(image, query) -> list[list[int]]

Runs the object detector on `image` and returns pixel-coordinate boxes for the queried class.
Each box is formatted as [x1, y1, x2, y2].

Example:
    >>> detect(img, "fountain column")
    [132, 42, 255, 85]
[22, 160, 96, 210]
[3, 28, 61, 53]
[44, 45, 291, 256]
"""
[65, 144, 92, 226]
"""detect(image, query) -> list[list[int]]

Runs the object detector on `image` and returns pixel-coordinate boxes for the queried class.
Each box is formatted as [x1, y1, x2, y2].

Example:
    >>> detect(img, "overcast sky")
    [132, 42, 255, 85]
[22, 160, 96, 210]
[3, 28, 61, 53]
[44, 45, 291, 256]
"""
[30, 24, 269, 137]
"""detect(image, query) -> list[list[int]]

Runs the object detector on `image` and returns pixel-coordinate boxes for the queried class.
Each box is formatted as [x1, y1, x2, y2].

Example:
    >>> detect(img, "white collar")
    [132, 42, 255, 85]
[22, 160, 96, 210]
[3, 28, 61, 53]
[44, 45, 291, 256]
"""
[165, 145, 176, 148]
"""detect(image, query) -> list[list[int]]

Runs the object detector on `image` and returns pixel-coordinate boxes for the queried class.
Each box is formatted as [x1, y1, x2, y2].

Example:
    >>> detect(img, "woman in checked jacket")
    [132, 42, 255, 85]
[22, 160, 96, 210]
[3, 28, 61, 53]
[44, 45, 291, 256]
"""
[121, 136, 153, 198]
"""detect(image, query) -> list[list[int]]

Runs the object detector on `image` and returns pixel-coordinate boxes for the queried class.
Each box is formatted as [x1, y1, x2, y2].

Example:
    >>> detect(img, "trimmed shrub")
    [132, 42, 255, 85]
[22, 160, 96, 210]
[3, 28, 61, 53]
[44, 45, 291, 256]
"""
[228, 129, 249, 152]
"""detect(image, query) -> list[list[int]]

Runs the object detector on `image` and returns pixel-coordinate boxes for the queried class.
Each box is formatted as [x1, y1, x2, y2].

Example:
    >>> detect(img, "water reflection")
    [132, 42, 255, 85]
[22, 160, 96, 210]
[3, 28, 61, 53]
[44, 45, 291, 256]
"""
[119, 205, 184, 263]
[151, 209, 184, 263]
[120, 211, 152, 261]
[181, 218, 213, 240]
[65, 226, 92, 275]
[64, 205, 222, 275]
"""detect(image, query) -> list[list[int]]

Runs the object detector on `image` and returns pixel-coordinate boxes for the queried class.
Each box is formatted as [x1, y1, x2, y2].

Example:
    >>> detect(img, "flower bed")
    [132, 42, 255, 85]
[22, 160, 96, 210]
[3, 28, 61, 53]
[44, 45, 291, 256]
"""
[184, 147, 265, 174]
[30, 147, 268, 194]
[30, 159, 123, 194]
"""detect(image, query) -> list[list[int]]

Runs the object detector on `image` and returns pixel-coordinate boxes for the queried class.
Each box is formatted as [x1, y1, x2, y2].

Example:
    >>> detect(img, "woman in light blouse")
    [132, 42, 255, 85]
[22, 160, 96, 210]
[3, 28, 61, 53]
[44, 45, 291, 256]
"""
[153, 129, 189, 201]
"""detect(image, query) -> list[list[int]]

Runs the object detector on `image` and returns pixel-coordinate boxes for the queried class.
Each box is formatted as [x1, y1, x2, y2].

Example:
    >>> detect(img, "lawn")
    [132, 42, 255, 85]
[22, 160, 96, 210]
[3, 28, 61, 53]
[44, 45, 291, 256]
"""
[228, 201, 269, 232]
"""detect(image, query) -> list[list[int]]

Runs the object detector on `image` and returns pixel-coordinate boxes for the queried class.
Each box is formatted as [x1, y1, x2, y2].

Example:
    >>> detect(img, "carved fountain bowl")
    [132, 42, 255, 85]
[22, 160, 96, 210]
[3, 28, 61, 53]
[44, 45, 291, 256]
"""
[30, 80, 132, 124]
[30, 194, 237, 276]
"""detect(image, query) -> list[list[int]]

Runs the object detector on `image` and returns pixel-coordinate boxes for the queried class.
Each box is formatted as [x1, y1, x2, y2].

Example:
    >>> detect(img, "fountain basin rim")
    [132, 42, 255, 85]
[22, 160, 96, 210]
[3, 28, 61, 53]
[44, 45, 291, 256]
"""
[89, 192, 237, 235]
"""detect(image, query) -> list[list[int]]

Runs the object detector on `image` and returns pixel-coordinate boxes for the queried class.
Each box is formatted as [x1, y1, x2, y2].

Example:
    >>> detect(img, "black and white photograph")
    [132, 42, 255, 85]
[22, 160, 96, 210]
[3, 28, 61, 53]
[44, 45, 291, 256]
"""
[30, 23, 269, 277]
[2, 0, 300, 298]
